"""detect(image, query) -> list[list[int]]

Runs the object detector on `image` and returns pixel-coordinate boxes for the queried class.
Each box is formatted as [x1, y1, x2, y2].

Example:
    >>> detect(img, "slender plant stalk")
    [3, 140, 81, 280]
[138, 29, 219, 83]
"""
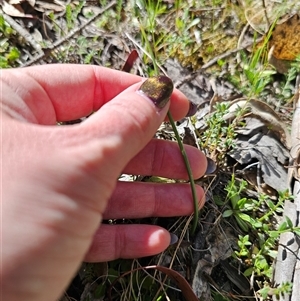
[131, 25, 199, 234]
[149, 43, 199, 234]
[167, 111, 199, 234]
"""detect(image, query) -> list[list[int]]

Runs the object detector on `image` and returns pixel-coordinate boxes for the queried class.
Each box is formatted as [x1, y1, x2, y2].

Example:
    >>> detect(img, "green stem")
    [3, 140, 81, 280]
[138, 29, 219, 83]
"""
[136, 31, 199, 234]
[167, 111, 199, 234]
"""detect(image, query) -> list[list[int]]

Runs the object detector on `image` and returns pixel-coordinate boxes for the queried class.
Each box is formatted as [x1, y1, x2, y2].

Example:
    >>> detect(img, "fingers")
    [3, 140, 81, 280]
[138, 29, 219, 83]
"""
[2, 66, 197, 202]
[68, 81, 171, 187]
[103, 181, 205, 219]
[85, 224, 171, 262]
[124, 139, 207, 179]
[2, 65, 190, 123]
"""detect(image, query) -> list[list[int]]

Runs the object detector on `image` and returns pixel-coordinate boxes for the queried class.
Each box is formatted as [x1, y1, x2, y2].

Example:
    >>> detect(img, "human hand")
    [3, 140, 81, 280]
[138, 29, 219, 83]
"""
[1, 64, 207, 301]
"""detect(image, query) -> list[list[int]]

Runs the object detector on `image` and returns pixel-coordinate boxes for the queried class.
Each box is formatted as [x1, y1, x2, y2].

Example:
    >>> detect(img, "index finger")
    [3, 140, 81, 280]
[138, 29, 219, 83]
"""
[2, 65, 190, 123]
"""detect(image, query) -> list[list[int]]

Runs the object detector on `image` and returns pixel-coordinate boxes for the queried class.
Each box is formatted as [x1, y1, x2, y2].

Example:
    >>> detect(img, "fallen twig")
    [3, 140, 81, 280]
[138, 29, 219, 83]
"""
[1, 8, 44, 57]
[21, 0, 117, 67]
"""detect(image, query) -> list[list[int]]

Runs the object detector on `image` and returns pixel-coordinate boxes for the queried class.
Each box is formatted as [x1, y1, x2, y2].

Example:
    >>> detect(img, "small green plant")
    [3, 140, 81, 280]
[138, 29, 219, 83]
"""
[222, 176, 299, 299]
[133, 0, 204, 69]
[212, 291, 231, 301]
[140, 0, 167, 33]
[258, 282, 293, 300]
[65, 1, 85, 30]
[200, 102, 236, 155]
[277, 55, 300, 102]
[0, 15, 20, 68]
[240, 48, 276, 96]
[231, 25, 278, 97]
[223, 175, 262, 231]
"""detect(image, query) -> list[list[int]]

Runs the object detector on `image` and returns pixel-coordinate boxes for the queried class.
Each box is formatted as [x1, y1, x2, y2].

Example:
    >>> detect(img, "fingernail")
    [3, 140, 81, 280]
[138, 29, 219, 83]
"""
[170, 233, 178, 245]
[138, 76, 173, 109]
[205, 157, 217, 174]
[186, 102, 198, 117]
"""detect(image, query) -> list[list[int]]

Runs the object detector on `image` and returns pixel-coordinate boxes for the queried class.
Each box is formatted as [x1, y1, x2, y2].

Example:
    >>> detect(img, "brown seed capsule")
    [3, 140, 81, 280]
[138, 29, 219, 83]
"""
[138, 76, 173, 109]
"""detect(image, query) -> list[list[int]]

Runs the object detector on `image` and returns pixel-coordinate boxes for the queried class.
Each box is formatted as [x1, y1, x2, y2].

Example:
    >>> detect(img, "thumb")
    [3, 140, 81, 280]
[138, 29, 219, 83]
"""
[79, 75, 173, 171]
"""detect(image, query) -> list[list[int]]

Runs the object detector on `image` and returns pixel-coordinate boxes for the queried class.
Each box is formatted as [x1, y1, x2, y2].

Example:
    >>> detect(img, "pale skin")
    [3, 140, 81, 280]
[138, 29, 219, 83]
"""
[0, 64, 207, 301]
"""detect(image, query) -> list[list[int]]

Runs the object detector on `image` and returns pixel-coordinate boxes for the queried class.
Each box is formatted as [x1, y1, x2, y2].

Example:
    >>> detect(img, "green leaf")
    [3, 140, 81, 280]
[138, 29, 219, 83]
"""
[0, 55, 8, 68]
[213, 292, 231, 301]
[278, 221, 288, 231]
[259, 287, 270, 299]
[235, 215, 249, 231]
[255, 255, 269, 270]
[238, 213, 251, 222]
[267, 250, 278, 259]
[293, 228, 300, 236]
[186, 18, 200, 30]
[175, 18, 184, 30]
[66, 4, 73, 29]
[262, 223, 269, 231]
[6, 47, 20, 61]
[286, 216, 294, 228]
[223, 209, 233, 217]
[231, 195, 240, 208]
[0, 15, 5, 28]
[239, 250, 249, 256]
[260, 70, 276, 78]
[267, 199, 275, 210]
[94, 283, 106, 298]
[244, 267, 253, 276]
[237, 197, 247, 208]
[0, 38, 9, 48]
[240, 234, 249, 241]
[214, 195, 224, 205]
[269, 231, 280, 238]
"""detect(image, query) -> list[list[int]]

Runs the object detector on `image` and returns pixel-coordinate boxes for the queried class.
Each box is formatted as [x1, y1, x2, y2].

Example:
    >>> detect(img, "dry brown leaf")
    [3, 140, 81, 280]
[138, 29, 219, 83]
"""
[8, 0, 35, 6]
[224, 98, 291, 148]
[269, 14, 300, 61]
[242, 0, 300, 34]
[267, 14, 300, 73]
[27, 0, 35, 6]
[34, 0, 65, 12]
[243, 0, 273, 34]
[8, 0, 22, 4]
[2, 1, 26, 17]
[229, 119, 290, 193]
[2, 0, 35, 17]
[226, 98, 291, 192]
